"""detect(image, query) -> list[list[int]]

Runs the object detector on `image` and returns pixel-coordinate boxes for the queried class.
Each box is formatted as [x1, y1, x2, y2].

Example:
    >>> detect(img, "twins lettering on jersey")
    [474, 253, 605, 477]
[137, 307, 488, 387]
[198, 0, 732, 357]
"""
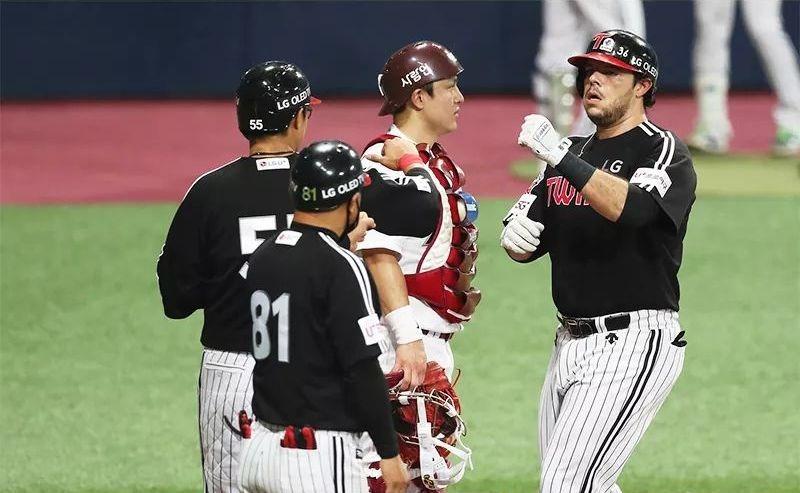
[547, 159, 627, 207]
[546, 177, 590, 207]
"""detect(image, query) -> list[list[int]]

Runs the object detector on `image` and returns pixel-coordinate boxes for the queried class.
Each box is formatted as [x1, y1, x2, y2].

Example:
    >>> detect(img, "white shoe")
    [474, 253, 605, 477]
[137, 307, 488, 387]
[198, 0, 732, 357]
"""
[773, 126, 800, 157]
[687, 129, 730, 155]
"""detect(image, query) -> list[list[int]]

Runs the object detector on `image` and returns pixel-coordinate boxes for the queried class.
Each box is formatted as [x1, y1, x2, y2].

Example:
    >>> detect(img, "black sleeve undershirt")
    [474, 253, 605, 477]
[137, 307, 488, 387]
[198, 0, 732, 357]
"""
[344, 358, 399, 459]
[556, 152, 596, 191]
[618, 183, 662, 226]
[558, 152, 662, 227]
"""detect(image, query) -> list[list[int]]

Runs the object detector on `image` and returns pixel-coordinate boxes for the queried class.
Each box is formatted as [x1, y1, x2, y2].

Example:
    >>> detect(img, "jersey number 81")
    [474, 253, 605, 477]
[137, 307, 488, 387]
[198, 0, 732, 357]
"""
[250, 290, 290, 362]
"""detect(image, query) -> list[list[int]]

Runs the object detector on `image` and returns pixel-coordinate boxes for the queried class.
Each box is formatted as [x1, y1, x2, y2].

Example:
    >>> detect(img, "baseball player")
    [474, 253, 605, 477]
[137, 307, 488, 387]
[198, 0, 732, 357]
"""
[357, 41, 480, 491]
[534, 0, 646, 137]
[688, 0, 800, 156]
[157, 62, 369, 492]
[501, 30, 696, 492]
[238, 140, 407, 493]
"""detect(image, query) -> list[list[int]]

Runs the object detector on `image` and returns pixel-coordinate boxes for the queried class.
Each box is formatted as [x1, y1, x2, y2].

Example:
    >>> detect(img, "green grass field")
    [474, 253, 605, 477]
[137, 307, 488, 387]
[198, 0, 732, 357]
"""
[1, 156, 798, 492]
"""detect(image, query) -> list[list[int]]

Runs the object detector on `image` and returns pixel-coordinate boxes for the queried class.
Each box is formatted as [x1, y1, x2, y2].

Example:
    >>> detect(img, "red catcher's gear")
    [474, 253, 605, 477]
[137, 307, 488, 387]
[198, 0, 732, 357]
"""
[362, 135, 481, 323]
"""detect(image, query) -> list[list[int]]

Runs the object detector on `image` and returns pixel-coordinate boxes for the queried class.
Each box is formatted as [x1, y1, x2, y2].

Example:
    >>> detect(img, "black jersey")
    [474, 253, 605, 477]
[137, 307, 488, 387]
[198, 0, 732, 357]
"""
[157, 154, 296, 352]
[519, 121, 696, 317]
[246, 223, 384, 431]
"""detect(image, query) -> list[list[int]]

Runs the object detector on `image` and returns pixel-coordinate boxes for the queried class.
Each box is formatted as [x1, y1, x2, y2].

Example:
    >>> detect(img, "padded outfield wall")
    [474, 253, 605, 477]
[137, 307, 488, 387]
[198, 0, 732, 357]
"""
[1, 0, 799, 99]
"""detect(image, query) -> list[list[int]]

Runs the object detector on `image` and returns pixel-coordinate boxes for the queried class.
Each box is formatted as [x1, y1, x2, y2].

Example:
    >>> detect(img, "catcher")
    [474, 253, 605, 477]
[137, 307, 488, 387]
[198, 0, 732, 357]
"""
[358, 40, 481, 491]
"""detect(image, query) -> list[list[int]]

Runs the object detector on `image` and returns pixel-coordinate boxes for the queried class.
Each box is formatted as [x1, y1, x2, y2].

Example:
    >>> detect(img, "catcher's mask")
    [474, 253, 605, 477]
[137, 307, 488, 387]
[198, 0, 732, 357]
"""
[386, 362, 473, 490]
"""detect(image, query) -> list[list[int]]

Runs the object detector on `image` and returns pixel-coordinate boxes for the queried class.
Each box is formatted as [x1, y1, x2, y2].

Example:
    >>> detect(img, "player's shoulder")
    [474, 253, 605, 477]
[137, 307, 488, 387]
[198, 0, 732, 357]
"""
[363, 140, 385, 157]
[361, 141, 402, 177]
[636, 121, 691, 157]
[248, 228, 316, 275]
[187, 156, 247, 192]
[311, 231, 370, 281]
[567, 134, 592, 152]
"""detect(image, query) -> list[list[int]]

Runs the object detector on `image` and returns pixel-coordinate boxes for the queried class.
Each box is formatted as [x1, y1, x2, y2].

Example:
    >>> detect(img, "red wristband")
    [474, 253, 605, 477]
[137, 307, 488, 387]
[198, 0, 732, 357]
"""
[398, 153, 424, 173]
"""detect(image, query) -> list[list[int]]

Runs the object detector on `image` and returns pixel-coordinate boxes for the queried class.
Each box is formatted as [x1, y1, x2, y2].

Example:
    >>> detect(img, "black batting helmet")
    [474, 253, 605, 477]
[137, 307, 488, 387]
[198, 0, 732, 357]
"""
[568, 30, 659, 107]
[290, 141, 365, 212]
[236, 61, 321, 139]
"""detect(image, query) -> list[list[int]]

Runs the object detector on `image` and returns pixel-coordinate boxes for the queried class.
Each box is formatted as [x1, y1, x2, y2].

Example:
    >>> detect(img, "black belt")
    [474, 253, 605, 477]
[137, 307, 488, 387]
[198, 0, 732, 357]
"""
[558, 313, 631, 338]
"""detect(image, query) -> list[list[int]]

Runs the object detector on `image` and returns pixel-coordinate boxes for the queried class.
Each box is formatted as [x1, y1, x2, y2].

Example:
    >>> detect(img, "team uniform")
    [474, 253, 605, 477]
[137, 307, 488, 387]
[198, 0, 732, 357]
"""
[359, 41, 479, 492]
[358, 127, 478, 491]
[157, 153, 295, 492]
[158, 60, 321, 492]
[505, 120, 696, 492]
[238, 141, 400, 493]
[358, 126, 479, 378]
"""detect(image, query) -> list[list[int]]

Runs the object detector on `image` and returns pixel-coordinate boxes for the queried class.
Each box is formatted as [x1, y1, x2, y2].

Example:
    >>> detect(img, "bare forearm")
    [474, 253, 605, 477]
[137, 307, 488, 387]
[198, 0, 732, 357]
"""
[554, 152, 628, 222]
[363, 250, 410, 313]
[580, 169, 629, 222]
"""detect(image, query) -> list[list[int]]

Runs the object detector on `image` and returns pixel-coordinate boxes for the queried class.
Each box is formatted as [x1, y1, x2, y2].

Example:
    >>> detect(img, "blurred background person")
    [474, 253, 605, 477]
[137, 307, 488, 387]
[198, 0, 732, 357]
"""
[688, 0, 800, 156]
[533, 0, 646, 137]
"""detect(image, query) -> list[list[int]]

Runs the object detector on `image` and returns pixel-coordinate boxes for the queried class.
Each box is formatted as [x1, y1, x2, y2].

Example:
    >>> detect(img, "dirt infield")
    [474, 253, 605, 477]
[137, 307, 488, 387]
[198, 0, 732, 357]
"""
[0, 94, 779, 204]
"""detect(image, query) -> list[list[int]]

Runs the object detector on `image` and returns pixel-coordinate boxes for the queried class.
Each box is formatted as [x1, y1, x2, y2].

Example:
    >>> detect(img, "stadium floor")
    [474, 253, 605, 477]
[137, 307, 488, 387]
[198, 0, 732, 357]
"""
[1, 194, 798, 492]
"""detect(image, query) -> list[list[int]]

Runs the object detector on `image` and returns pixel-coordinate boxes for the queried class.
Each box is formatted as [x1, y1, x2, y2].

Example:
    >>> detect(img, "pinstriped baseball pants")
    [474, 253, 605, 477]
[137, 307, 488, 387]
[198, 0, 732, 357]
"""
[538, 310, 685, 493]
[239, 421, 369, 493]
[199, 349, 256, 493]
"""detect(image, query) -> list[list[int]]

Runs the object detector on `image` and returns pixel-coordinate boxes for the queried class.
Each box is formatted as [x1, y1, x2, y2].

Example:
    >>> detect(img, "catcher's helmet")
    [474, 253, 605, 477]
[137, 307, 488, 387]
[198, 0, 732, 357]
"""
[236, 61, 321, 139]
[383, 362, 473, 490]
[377, 41, 463, 116]
[290, 140, 365, 212]
[568, 30, 659, 107]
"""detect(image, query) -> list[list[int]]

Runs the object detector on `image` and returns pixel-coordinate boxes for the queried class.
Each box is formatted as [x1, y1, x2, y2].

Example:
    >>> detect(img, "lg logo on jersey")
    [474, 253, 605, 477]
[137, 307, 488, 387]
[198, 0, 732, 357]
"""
[604, 159, 624, 173]
[545, 160, 623, 208]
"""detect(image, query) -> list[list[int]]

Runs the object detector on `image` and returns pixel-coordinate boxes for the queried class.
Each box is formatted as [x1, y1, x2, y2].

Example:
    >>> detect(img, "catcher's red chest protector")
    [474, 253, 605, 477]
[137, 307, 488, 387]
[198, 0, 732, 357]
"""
[363, 135, 482, 324]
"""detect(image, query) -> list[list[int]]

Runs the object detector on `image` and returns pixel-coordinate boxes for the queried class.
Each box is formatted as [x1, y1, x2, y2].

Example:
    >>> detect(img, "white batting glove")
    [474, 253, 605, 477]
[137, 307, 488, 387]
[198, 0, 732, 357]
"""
[500, 215, 544, 255]
[518, 114, 573, 167]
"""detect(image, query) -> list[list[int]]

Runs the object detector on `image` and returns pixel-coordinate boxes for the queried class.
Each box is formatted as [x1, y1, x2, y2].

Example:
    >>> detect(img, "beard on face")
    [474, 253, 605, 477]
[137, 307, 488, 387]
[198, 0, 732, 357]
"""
[586, 93, 631, 127]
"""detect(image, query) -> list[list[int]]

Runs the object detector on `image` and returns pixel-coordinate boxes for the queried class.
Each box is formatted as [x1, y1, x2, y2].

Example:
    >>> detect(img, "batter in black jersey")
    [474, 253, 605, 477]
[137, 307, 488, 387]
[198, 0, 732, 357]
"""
[517, 121, 694, 317]
[239, 141, 408, 493]
[156, 61, 320, 493]
[502, 31, 695, 492]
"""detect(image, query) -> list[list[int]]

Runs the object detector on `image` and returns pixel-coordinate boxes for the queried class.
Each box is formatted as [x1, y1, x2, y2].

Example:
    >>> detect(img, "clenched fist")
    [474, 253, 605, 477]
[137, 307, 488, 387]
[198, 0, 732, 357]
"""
[518, 114, 572, 167]
[501, 215, 544, 255]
